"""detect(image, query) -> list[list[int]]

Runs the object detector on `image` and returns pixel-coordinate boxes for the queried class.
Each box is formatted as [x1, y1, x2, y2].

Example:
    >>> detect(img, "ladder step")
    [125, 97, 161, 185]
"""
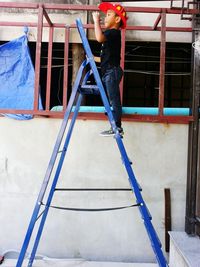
[55, 188, 132, 191]
[121, 157, 132, 165]
[80, 85, 99, 95]
[128, 179, 142, 192]
[137, 183, 142, 192]
[140, 202, 152, 220]
[58, 149, 66, 154]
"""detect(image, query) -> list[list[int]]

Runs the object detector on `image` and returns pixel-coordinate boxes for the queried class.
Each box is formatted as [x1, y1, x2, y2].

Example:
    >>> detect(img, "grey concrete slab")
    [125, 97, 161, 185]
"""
[169, 231, 200, 267]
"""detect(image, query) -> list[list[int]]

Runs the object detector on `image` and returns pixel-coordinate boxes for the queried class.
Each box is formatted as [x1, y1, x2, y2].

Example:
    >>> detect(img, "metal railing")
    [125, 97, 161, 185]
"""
[0, 2, 198, 123]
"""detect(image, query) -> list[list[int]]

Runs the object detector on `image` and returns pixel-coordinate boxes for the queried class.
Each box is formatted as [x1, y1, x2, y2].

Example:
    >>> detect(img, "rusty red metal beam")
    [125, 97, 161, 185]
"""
[43, 3, 98, 11]
[0, 21, 192, 32]
[159, 11, 166, 115]
[127, 25, 192, 32]
[153, 13, 161, 30]
[0, 2, 198, 15]
[34, 4, 43, 111]
[43, 9, 53, 27]
[45, 26, 54, 111]
[125, 6, 199, 15]
[0, 109, 193, 124]
[156, 26, 192, 32]
[76, 113, 193, 124]
[120, 29, 126, 104]
[122, 114, 193, 124]
[0, 2, 38, 8]
[63, 27, 70, 111]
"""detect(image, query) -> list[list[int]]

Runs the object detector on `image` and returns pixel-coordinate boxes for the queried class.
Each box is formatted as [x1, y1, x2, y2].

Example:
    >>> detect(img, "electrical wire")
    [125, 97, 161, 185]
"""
[125, 53, 190, 61]
[124, 69, 191, 75]
[125, 59, 191, 63]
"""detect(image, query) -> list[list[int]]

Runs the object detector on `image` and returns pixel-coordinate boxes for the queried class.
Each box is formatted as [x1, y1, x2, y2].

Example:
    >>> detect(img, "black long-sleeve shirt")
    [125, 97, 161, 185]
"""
[100, 29, 121, 75]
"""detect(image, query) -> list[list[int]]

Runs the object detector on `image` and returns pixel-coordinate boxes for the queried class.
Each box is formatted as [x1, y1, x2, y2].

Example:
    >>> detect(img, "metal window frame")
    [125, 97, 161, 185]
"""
[0, 2, 198, 123]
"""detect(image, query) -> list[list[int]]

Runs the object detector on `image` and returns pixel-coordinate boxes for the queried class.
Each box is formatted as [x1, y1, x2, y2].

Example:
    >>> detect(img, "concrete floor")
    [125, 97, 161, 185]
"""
[2, 259, 158, 267]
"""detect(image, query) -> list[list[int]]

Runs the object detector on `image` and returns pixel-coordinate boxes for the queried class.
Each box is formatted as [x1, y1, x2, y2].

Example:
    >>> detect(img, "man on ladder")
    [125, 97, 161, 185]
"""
[93, 2, 128, 136]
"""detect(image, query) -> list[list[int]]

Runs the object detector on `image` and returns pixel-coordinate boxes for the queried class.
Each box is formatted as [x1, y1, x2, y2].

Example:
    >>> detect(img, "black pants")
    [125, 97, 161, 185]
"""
[102, 66, 123, 128]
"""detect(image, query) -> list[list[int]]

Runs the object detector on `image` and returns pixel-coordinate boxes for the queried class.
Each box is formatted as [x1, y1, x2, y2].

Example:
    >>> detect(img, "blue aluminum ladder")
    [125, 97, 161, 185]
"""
[16, 19, 168, 267]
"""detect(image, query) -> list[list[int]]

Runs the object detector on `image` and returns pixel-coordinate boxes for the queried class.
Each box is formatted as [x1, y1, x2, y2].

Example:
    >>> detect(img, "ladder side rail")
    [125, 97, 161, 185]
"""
[16, 60, 87, 267]
[82, 69, 93, 86]
[28, 93, 83, 267]
[114, 137, 153, 217]
[144, 220, 168, 267]
[113, 137, 168, 267]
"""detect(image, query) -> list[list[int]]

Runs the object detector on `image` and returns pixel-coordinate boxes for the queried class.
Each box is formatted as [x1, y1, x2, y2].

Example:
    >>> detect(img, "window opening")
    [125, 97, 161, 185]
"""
[27, 42, 72, 110]
[0, 38, 191, 112]
[123, 41, 191, 108]
[82, 40, 191, 109]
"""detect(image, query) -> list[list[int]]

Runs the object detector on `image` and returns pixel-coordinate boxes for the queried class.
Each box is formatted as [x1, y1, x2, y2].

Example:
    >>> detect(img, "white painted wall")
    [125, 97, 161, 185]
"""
[0, 1, 192, 43]
[0, 117, 188, 263]
[0, 12, 87, 43]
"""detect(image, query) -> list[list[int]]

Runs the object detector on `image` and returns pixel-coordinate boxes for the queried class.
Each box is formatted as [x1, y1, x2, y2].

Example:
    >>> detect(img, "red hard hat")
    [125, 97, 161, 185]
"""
[98, 2, 128, 29]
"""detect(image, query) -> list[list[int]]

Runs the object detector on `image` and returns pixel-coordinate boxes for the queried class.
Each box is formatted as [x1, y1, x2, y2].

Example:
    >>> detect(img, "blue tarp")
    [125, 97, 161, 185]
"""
[0, 31, 43, 120]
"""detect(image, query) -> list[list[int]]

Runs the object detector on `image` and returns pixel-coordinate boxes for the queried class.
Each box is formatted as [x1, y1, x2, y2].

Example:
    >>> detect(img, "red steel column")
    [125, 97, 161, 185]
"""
[63, 27, 70, 111]
[46, 26, 54, 111]
[44, 8, 53, 111]
[158, 11, 166, 116]
[120, 28, 126, 104]
[34, 4, 44, 111]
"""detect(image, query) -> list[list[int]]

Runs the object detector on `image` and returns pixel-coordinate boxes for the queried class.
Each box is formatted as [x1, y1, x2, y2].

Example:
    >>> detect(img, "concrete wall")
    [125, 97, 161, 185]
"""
[0, 1, 192, 43]
[0, 117, 188, 263]
[0, 11, 87, 43]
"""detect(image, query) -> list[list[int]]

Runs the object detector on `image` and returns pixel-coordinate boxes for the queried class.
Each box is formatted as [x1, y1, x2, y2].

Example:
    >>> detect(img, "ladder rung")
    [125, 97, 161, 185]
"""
[58, 148, 66, 154]
[121, 157, 132, 165]
[55, 188, 132, 191]
[129, 181, 142, 193]
[80, 85, 99, 95]
[140, 202, 152, 220]
[81, 85, 99, 89]
[42, 202, 140, 212]
[137, 183, 142, 191]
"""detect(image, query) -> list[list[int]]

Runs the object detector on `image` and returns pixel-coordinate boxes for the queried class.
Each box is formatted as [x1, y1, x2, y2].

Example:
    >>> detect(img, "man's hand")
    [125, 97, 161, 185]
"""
[92, 11, 106, 43]
[92, 11, 100, 24]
